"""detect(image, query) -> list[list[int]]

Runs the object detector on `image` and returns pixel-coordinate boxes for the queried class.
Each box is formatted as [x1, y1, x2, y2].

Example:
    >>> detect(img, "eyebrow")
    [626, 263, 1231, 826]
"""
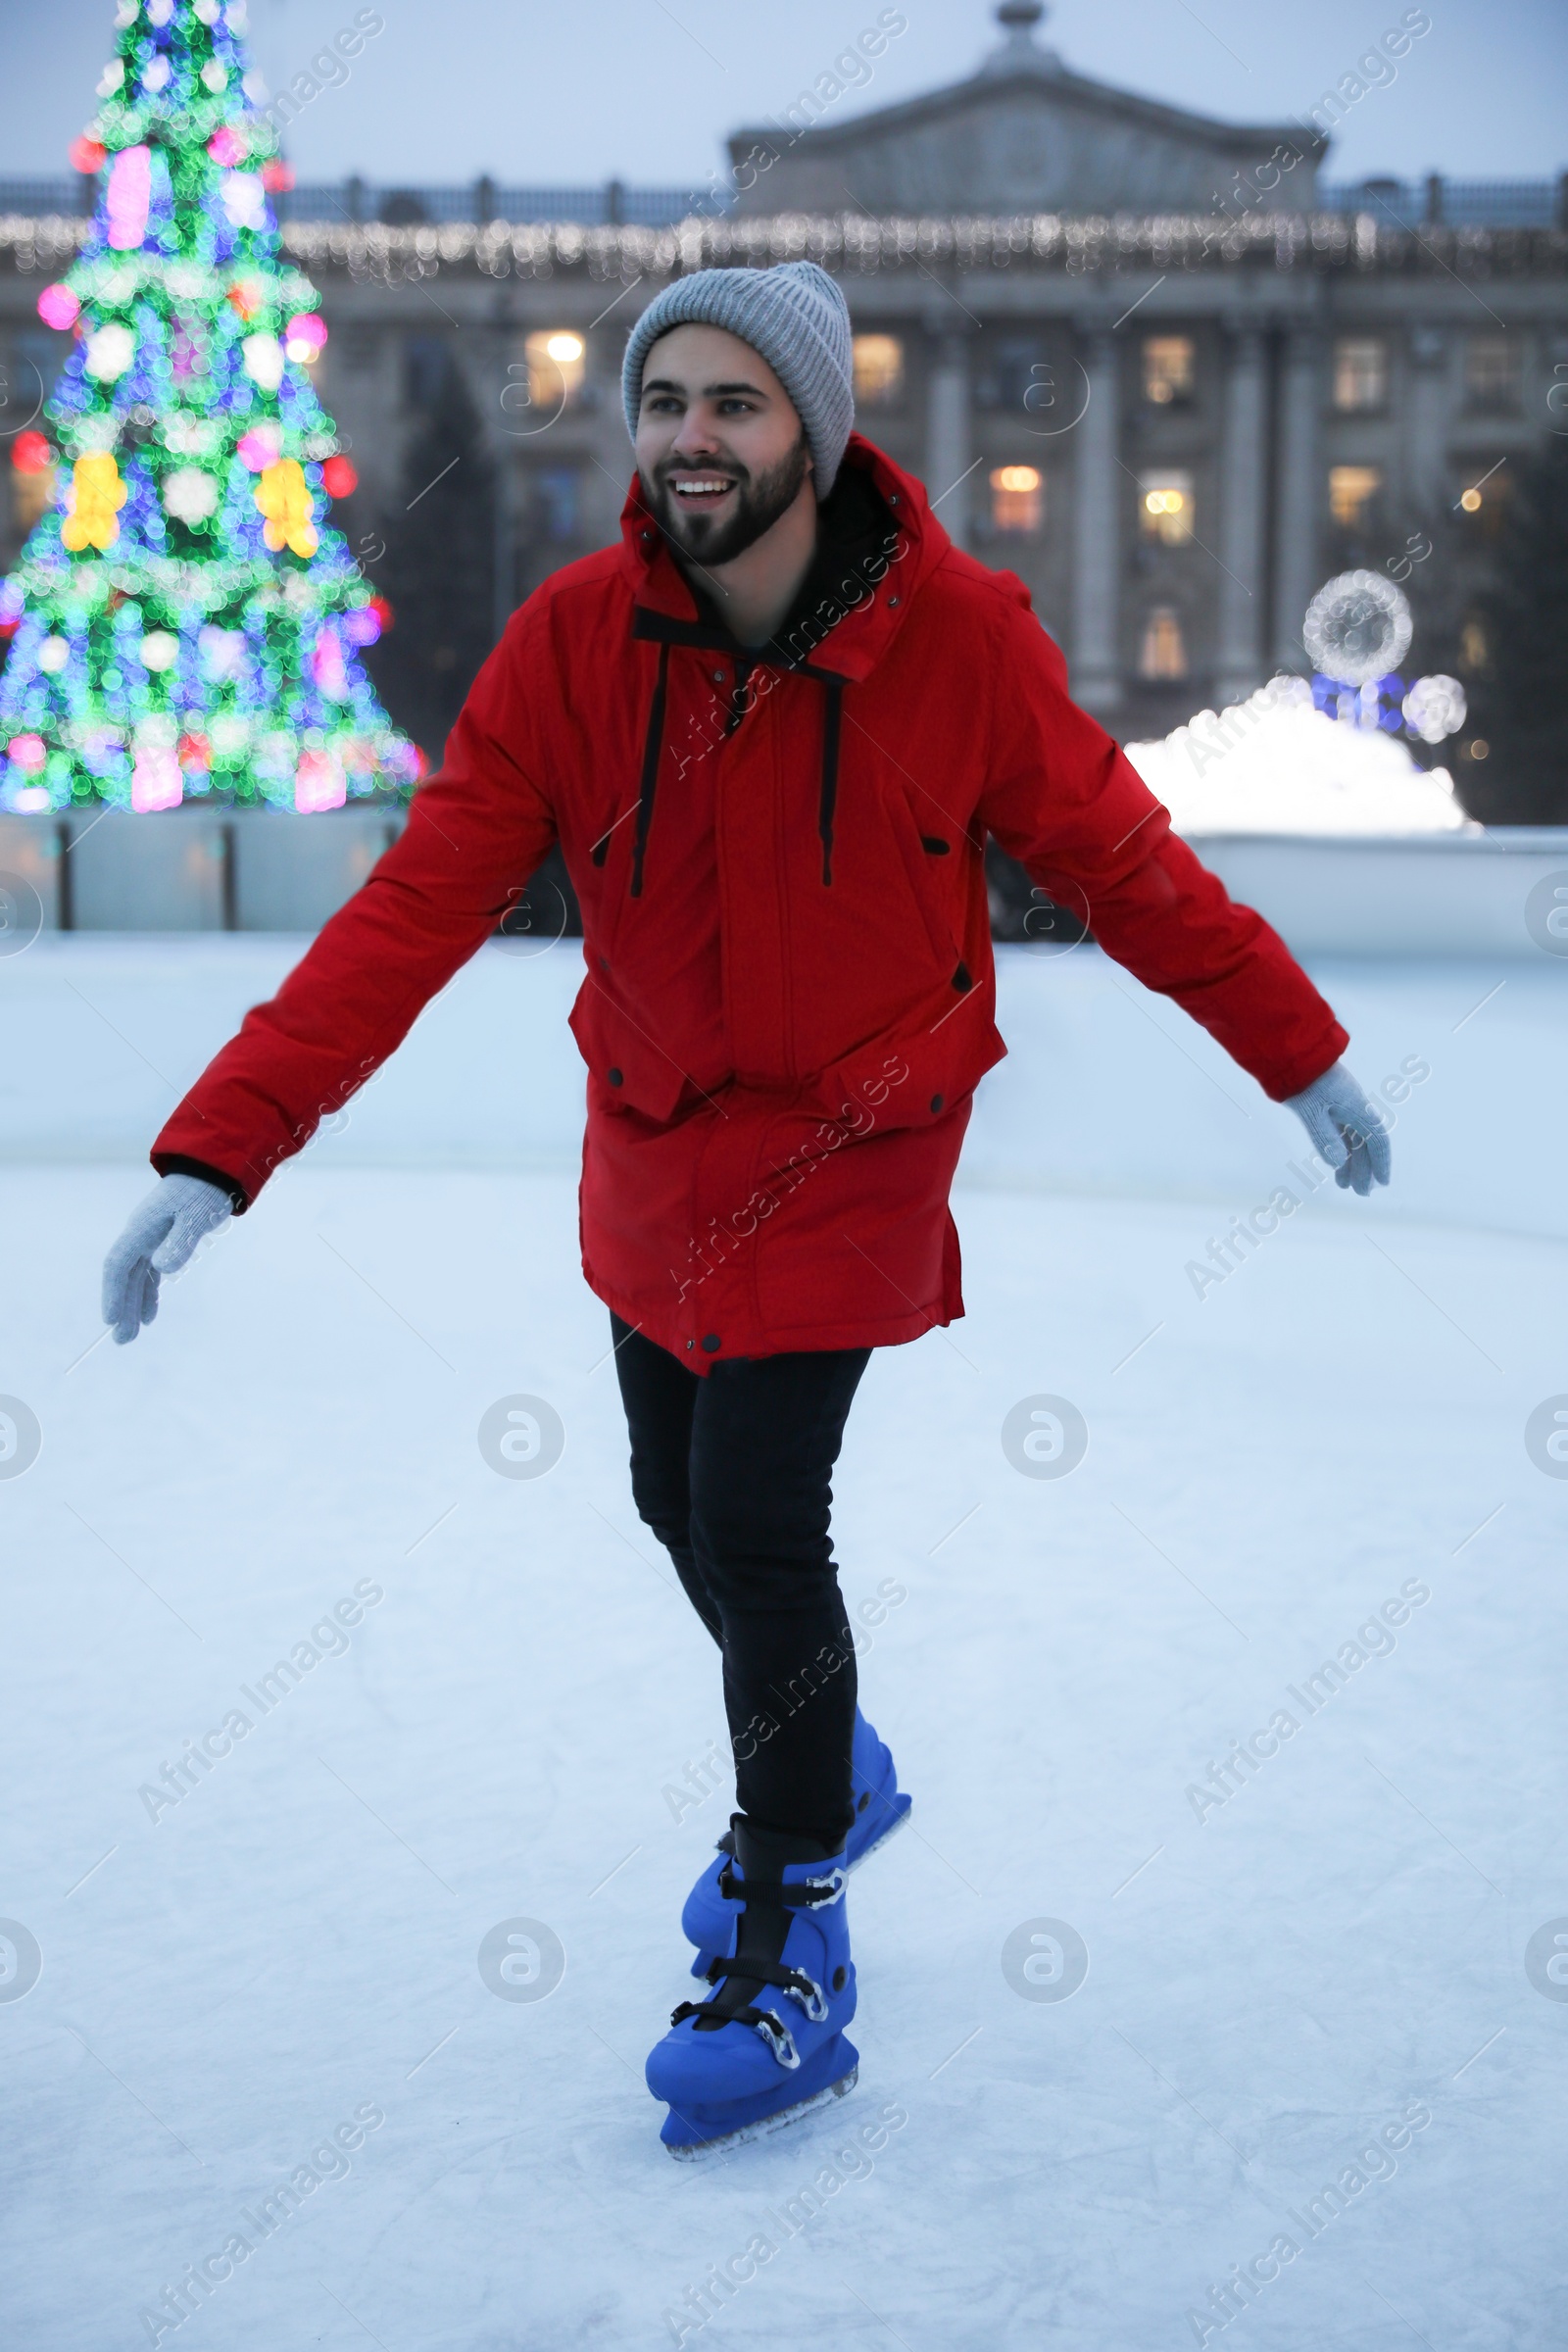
[642, 377, 771, 399]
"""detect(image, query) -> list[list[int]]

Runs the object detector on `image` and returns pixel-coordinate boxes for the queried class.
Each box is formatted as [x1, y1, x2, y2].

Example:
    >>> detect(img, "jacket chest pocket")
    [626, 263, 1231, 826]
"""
[883, 785, 964, 977]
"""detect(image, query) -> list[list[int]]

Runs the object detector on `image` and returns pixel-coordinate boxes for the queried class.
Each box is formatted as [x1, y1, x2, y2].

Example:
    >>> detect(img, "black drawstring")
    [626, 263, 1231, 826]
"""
[628, 640, 669, 899]
[609, 634, 844, 896]
[818, 679, 843, 887]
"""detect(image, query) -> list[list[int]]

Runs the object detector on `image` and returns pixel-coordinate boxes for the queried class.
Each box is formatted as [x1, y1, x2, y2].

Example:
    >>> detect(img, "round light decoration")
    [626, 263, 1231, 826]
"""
[1401, 673, 1467, 745]
[163, 467, 220, 524]
[241, 332, 285, 392]
[284, 312, 327, 364]
[236, 420, 282, 471]
[84, 322, 136, 382]
[138, 631, 179, 672]
[1302, 569, 1413, 687]
[36, 282, 80, 331]
[221, 172, 268, 232]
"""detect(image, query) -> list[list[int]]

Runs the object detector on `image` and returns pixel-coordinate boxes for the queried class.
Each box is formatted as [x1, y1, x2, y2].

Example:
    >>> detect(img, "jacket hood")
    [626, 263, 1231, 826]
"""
[616, 433, 952, 684]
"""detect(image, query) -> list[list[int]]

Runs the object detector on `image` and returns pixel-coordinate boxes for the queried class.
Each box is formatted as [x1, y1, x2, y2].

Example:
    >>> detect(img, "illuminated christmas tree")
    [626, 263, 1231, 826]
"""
[0, 0, 416, 814]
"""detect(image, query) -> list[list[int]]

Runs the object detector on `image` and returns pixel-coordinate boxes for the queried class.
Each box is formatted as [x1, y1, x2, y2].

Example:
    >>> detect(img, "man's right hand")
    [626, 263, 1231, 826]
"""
[102, 1174, 234, 1345]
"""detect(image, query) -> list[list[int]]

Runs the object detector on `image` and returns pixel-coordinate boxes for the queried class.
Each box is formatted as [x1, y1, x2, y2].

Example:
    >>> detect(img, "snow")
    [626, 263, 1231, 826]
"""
[3, 938, 1564, 2350]
[1124, 678, 1477, 836]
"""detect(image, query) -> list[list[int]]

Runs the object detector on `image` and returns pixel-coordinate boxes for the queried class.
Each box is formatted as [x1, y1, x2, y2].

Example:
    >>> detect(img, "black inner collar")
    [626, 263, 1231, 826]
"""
[663, 461, 900, 673]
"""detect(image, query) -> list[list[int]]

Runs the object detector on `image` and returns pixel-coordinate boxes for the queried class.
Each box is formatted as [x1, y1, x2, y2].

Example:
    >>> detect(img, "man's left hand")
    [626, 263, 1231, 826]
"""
[1286, 1061, 1393, 1197]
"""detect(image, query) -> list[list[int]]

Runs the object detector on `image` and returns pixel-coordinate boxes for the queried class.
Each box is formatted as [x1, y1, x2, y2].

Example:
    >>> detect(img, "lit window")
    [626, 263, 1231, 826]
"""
[853, 334, 904, 407]
[1143, 336, 1195, 406]
[11, 466, 56, 531]
[1457, 466, 1509, 536]
[990, 465, 1043, 533]
[1138, 606, 1188, 680]
[1464, 334, 1520, 413]
[1329, 465, 1382, 528]
[1138, 469, 1194, 545]
[1333, 338, 1387, 412]
[525, 329, 586, 411]
[1458, 617, 1489, 673]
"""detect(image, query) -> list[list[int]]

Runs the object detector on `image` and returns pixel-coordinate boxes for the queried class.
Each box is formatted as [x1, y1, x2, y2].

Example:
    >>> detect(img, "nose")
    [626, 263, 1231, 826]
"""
[668, 407, 723, 464]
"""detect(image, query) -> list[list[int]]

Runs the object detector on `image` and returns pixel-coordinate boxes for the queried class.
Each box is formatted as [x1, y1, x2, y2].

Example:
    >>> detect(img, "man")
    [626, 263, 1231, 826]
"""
[102, 262, 1390, 2158]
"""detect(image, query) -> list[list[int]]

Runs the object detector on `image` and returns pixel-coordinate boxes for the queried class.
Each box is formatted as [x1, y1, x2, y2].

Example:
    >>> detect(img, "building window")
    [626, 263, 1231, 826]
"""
[1457, 465, 1510, 537]
[1333, 337, 1388, 412]
[1328, 464, 1383, 529]
[525, 329, 586, 412]
[1138, 606, 1188, 680]
[977, 337, 1052, 414]
[403, 333, 450, 410]
[1143, 336, 1195, 406]
[1138, 469, 1194, 544]
[989, 465, 1043, 533]
[852, 334, 904, 407]
[1464, 334, 1521, 414]
[533, 466, 580, 542]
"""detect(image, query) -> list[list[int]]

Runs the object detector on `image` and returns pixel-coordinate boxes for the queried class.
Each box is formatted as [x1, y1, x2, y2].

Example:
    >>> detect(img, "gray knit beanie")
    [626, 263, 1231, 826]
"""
[621, 261, 855, 499]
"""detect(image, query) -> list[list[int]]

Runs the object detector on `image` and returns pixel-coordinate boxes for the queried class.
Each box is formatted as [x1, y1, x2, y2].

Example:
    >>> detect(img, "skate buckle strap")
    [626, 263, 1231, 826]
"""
[715, 1863, 847, 1909]
[669, 1996, 803, 2070]
[789, 1971, 829, 2024]
[751, 2009, 801, 2069]
[699, 1956, 829, 2024]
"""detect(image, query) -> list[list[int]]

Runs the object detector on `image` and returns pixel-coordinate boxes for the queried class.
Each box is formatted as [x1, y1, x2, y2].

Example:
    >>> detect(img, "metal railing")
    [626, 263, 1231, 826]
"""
[280, 177, 725, 226]
[1320, 175, 1565, 228]
[2, 172, 1563, 228]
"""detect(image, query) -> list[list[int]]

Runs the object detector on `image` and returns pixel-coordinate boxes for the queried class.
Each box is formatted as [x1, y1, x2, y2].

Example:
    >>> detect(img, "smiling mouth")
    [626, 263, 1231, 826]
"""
[668, 472, 739, 506]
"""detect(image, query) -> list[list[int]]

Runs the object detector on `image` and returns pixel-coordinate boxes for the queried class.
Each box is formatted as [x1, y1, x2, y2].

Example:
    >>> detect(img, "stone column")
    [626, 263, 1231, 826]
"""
[1070, 322, 1121, 713]
[1406, 324, 1450, 518]
[1214, 320, 1269, 707]
[1272, 324, 1321, 672]
[925, 323, 973, 550]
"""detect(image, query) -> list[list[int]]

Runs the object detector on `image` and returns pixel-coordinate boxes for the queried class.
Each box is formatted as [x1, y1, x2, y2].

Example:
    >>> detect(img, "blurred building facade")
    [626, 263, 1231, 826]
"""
[4, 1, 1567, 752]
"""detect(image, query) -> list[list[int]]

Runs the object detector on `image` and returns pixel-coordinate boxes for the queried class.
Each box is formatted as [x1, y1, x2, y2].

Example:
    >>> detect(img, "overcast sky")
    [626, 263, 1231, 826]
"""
[1, 0, 1563, 185]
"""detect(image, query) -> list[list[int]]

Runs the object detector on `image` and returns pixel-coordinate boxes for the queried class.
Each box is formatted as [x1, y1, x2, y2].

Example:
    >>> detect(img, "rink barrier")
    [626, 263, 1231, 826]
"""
[1190, 830, 1568, 960]
[1, 811, 1567, 953]
[0, 808, 405, 934]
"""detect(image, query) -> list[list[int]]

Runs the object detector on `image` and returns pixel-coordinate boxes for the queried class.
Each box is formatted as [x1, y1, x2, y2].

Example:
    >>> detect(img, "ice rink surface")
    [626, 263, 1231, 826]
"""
[2, 938, 1565, 2350]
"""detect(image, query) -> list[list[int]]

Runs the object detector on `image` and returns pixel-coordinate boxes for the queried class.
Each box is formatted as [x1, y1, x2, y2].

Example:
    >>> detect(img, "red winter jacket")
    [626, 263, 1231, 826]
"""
[153, 435, 1347, 1369]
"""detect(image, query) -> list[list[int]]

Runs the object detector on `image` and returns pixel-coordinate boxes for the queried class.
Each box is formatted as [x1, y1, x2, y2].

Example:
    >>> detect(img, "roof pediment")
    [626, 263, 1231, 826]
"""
[729, 5, 1325, 218]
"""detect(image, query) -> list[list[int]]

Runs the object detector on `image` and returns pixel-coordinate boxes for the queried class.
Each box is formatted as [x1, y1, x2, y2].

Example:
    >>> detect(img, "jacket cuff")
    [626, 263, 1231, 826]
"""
[151, 1152, 252, 1215]
[1263, 1031, 1348, 1104]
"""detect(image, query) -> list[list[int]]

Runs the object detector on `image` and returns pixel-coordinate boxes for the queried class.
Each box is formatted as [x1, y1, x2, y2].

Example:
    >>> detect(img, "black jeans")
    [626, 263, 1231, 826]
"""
[611, 1313, 870, 1851]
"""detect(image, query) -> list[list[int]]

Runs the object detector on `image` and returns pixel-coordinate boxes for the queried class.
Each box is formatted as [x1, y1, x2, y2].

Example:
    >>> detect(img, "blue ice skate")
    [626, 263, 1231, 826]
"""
[681, 1707, 909, 1972]
[647, 1816, 858, 2157]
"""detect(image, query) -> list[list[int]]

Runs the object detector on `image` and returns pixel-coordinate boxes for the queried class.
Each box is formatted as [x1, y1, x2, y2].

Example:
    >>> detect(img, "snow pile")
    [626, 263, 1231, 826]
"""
[1124, 675, 1477, 836]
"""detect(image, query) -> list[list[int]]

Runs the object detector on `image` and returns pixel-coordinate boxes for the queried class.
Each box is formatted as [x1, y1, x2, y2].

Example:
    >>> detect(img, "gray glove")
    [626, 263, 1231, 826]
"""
[1285, 1059, 1392, 1197]
[102, 1173, 233, 1345]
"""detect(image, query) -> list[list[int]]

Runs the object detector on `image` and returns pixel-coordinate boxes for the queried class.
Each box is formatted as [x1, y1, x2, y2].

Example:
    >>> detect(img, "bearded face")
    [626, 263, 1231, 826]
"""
[641, 430, 811, 567]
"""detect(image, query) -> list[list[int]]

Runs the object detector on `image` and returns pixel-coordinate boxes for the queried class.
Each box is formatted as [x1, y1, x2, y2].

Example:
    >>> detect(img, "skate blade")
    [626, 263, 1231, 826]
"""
[664, 2064, 858, 2162]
